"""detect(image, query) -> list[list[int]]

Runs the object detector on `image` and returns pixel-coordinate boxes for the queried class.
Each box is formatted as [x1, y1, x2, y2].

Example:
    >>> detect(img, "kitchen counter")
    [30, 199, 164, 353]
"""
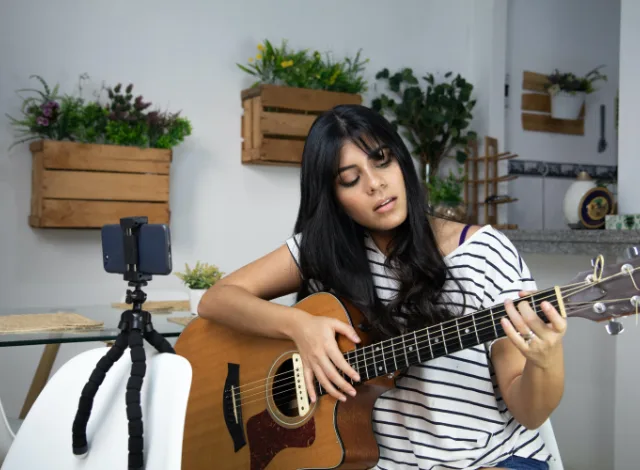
[501, 229, 640, 258]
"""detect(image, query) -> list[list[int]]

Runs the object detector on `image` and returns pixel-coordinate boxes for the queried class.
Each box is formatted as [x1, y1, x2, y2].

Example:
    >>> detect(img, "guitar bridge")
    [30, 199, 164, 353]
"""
[292, 353, 310, 416]
[223, 363, 246, 452]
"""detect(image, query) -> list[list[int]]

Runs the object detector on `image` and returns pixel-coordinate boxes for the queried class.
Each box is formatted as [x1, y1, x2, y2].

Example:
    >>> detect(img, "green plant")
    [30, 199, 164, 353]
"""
[545, 65, 607, 96]
[427, 167, 465, 206]
[174, 261, 225, 290]
[6, 74, 192, 150]
[371, 68, 477, 186]
[237, 39, 369, 94]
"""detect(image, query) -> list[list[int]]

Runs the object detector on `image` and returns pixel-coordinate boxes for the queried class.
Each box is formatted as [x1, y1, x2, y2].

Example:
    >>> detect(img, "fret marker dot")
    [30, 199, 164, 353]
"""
[465, 328, 470, 334]
[409, 346, 413, 352]
[378, 366, 382, 371]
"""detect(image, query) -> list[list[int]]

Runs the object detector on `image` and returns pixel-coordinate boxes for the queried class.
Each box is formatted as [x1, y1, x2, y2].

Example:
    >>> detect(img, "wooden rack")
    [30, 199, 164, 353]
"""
[463, 136, 519, 229]
[521, 71, 585, 136]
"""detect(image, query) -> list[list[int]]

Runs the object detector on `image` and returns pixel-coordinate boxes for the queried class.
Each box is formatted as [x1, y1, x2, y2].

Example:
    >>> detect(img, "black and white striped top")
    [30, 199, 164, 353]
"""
[286, 225, 552, 470]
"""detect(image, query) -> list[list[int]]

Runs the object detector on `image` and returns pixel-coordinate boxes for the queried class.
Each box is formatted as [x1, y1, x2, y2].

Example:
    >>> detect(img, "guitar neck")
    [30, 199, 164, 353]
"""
[316, 287, 559, 396]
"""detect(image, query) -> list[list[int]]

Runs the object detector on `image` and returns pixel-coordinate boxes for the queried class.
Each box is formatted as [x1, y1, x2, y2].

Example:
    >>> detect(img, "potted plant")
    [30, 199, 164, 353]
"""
[236, 40, 369, 165]
[427, 167, 467, 222]
[371, 68, 477, 187]
[175, 261, 225, 314]
[545, 66, 607, 120]
[6, 74, 192, 228]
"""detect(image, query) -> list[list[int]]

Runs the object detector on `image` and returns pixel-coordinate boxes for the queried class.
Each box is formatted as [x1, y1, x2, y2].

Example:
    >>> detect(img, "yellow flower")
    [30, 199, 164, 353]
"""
[256, 53, 263, 60]
[248, 57, 254, 63]
[280, 60, 294, 68]
[257, 44, 265, 51]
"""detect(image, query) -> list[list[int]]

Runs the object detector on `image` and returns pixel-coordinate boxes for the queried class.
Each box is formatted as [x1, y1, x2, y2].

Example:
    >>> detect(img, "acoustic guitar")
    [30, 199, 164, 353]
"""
[174, 249, 640, 470]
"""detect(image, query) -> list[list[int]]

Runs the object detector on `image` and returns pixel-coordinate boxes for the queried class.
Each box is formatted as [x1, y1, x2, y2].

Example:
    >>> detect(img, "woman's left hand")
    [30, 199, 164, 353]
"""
[500, 290, 567, 369]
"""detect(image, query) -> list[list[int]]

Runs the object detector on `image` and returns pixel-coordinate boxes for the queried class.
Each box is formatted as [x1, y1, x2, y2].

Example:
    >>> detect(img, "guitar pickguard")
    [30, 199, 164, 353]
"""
[246, 409, 316, 470]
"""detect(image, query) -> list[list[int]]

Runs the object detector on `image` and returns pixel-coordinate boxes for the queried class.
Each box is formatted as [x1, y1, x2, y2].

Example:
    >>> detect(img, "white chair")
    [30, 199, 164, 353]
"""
[1, 347, 192, 470]
[0, 398, 15, 466]
[538, 419, 564, 470]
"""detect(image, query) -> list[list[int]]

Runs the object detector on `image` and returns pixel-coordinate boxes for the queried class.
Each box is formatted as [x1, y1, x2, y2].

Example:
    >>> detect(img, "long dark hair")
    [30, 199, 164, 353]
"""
[293, 104, 460, 338]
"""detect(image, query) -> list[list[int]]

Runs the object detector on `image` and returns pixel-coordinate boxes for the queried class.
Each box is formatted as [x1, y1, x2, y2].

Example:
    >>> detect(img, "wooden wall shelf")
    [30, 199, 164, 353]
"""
[241, 85, 362, 166]
[521, 71, 585, 136]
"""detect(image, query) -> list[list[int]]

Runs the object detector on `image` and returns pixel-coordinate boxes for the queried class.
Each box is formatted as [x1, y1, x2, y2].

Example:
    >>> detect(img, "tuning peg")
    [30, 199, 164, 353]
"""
[605, 319, 624, 335]
[625, 246, 640, 260]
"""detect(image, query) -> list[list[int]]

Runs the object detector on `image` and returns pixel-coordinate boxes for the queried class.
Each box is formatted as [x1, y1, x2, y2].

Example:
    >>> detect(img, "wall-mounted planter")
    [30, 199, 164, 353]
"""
[29, 140, 171, 228]
[240, 84, 362, 166]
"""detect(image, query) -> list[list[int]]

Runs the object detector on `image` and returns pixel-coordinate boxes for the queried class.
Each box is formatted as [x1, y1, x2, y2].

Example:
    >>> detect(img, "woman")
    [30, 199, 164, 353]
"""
[198, 104, 565, 470]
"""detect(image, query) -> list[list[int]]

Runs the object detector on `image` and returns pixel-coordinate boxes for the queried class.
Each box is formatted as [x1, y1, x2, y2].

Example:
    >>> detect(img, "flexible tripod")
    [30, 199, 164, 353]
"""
[72, 217, 175, 470]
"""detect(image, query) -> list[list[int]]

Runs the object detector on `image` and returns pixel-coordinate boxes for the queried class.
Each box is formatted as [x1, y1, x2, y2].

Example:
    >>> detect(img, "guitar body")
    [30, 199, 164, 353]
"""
[175, 292, 394, 470]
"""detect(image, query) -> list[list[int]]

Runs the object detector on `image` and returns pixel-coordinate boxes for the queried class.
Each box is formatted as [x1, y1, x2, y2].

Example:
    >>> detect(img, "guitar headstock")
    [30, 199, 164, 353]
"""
[561, 246, 640, 335]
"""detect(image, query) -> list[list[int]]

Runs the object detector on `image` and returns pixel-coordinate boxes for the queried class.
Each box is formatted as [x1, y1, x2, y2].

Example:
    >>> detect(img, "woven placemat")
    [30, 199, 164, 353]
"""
[110, 300, 190, 313]
[0, 312, 104, 334]
[167, 315, 195, 327]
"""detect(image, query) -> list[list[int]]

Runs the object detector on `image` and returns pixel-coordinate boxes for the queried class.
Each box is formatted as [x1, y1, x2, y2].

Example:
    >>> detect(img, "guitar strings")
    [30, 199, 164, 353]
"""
[227, 285, 560, 397]
[230, 281, 588, 405]
[230, 267, 638, 409]
[240, 297, 564, 410]
[231, 287, 573, 406]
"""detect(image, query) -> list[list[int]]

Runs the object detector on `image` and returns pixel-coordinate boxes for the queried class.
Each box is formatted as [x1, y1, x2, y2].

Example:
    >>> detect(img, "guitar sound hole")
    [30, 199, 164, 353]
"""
[272, 359, 299, 417]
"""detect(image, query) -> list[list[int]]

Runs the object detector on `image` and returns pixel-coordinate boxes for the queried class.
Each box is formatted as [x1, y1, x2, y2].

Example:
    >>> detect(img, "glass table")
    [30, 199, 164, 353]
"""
[0, 304, 191, 418]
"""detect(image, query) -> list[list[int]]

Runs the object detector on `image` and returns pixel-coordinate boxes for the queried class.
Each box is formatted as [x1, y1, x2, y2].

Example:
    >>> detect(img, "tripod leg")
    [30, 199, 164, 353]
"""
[126, 329, 146, 470]
[72, 330, 129, 456]
[143, 328, 175, 354]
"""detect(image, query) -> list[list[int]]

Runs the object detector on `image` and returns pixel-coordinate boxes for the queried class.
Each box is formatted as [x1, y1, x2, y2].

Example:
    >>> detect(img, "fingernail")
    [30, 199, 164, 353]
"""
[353, 336, 361, 343]
[355, 375, 361, 382]
[349, 390, 356, 396]
[541, 301, 550, 309]
[340, 396, 347, 402]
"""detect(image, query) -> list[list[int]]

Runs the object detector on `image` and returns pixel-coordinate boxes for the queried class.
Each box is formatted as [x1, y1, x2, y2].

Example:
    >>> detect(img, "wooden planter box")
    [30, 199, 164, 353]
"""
[241, 84, 362, 166]
[29, 140, 171, 228]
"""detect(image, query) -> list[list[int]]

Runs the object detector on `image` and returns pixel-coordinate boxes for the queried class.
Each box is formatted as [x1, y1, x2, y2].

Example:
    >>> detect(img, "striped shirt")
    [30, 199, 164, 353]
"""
[286, 225, 552, 470]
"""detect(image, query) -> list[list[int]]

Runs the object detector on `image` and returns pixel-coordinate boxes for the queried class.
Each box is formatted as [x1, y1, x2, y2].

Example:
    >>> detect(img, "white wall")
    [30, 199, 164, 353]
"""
[614, 2, 640, 469]
[0, 0, 481, 425]
[505, 0, 621, 230]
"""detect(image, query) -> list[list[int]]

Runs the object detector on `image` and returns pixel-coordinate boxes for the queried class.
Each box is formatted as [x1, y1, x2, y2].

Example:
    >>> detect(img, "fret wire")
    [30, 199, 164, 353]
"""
[391, 337, 398, 370]
[440, 323, 448, 354]
[363, 346, 370, 380]
[381, 341, 388, 374]
[402, 335, 409, 369]
[413, 331, 421, 363]
[353, 348, 359, 382]
[456, 318, 463, 349]
[490, 307, 498, 337]
[472, 314, 480, 344]
[346, 351, 355, 384]
[372, 344, 378, 377]
[426, 327, 434, 359]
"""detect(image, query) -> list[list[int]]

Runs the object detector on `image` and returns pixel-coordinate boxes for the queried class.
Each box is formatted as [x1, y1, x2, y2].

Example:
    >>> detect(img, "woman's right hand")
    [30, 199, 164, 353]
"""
[288, 309, 362, 403]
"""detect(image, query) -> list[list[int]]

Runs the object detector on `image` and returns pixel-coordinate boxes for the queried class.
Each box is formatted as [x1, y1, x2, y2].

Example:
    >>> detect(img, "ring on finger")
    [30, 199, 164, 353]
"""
[521, 330, 536, 344]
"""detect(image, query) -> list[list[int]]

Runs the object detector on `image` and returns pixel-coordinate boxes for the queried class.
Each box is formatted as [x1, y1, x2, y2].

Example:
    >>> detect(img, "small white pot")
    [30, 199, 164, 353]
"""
[550, 91, 586, 120]
[189, 289, 207, 315]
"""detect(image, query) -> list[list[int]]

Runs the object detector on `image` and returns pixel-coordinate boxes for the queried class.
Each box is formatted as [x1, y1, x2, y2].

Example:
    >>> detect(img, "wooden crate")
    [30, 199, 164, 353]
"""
[29, 140, 171, 228]
[241, 84, 362, 166]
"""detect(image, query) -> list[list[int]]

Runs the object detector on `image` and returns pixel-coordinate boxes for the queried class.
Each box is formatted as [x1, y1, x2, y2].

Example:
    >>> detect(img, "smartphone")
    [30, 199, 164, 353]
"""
[101, 223, 172, 275]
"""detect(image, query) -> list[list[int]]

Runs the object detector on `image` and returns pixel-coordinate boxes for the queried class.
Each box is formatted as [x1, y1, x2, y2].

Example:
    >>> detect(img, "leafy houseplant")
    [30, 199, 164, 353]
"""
[175, 262, 225, 314]
[371, 68, 477, 187]
[237, 39, 369, 94]
[545, 66, 607, 120]
[427, 168, 467, 222]
[6, 74, 192, 150]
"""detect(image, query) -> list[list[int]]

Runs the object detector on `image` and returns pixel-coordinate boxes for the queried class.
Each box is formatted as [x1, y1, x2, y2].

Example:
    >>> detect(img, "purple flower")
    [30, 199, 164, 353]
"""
[36, 116, 49, 127]
[42, 107, 52, 117]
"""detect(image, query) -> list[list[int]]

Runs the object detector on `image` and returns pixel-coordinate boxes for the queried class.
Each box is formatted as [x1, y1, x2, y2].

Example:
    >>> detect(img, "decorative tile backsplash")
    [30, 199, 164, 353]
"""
[508, 160, 617, 182]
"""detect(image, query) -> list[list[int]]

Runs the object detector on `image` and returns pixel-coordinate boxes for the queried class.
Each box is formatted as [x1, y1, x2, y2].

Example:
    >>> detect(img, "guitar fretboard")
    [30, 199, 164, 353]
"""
[316, 288, 558, 396]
